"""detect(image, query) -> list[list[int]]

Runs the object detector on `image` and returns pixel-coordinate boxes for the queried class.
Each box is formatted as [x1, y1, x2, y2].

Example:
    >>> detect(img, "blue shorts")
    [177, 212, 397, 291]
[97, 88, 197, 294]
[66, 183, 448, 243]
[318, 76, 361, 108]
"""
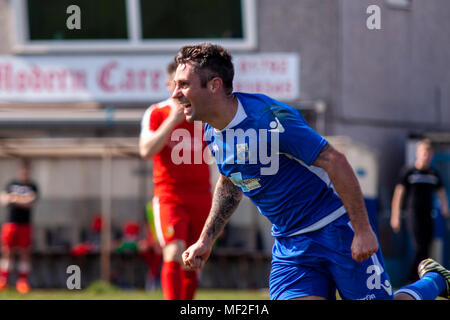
[269, 214, 394, 300]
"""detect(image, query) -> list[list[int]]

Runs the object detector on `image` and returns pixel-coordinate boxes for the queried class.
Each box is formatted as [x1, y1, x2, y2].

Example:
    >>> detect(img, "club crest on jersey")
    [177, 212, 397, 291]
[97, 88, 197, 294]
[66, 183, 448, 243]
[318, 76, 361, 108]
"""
[236, 143, 250, 161]
[165, 225, 175, 238]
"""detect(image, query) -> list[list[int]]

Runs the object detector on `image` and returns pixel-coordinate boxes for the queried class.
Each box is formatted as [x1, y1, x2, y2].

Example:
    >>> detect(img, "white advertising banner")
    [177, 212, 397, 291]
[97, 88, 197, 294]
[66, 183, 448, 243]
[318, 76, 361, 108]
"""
[0, 54, 299, 103]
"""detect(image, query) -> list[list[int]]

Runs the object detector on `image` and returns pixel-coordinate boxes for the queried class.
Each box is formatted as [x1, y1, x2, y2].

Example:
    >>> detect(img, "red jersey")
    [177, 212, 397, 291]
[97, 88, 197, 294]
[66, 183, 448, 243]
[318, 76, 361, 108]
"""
[140, 98, 211, 198]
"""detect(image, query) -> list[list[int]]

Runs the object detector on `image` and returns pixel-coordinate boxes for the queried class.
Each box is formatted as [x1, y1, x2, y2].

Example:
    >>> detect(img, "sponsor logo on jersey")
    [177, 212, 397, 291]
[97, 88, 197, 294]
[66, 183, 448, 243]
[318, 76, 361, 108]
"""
[230, 172, 261, 192]
[165, 225, 175, 238]
[366, 264, 393, 296]
[407, 173, 439, 185]
[236, 143, 250, 161]
[268, 117, 285, 133]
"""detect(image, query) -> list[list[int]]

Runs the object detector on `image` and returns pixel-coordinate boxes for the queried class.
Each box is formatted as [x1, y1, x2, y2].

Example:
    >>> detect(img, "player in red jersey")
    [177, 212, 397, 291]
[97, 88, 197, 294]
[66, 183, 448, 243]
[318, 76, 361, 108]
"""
[0, 159, 39, 294]
[139, 61, 212, 300]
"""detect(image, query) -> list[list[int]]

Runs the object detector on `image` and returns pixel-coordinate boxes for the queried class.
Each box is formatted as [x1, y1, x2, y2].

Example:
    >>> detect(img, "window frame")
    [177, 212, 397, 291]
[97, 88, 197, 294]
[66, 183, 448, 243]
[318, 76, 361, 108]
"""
[12, 0, 257, 53]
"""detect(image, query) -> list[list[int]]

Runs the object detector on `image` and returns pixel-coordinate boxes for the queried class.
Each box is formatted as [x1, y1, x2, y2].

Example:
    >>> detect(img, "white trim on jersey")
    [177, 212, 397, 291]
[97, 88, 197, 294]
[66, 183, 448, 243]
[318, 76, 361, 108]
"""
[286, 205, 346, 237]
[278, 151, 344, 236]
[214, 98, 247, 132]
[394, 288, 422, 300]
[152, 196, 166, 246]
[279, 152, 338, 195]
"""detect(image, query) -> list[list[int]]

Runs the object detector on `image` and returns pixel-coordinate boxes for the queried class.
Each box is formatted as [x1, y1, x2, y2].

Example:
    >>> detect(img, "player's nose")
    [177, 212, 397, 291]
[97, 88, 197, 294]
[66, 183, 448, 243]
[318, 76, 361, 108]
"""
[171, 85, 182, 100]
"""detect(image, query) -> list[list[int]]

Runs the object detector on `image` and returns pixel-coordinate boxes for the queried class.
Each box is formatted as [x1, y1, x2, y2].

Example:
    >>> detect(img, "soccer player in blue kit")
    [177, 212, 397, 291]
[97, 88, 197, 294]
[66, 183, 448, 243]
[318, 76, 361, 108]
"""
[175, 43, 450, 300]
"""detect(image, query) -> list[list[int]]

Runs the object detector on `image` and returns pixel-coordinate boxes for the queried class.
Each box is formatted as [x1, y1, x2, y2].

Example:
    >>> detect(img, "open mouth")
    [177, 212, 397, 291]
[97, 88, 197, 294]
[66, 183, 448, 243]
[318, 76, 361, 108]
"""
[180, 101, 192, 115]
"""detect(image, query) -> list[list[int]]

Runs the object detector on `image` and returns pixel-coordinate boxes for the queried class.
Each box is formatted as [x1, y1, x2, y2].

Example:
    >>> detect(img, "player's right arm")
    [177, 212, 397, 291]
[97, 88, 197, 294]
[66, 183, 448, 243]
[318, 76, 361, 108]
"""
[0, 190, 36, 208]
[139, 103, 185, 159]
[391, 184, 406, 233]
[183, 174, 243, 270]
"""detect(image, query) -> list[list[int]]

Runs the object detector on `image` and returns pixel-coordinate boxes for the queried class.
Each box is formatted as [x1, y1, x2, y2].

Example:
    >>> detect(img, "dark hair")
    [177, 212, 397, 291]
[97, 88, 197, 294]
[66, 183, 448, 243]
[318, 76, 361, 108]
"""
[167, 61, 178, 76]
[175, 43, 234, 95]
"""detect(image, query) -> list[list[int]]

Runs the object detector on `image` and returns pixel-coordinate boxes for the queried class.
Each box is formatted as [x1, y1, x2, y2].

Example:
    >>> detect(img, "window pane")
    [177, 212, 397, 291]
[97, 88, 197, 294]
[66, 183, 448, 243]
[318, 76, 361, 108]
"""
[140, 0, 243, 39]
[27, 0, 128, 40]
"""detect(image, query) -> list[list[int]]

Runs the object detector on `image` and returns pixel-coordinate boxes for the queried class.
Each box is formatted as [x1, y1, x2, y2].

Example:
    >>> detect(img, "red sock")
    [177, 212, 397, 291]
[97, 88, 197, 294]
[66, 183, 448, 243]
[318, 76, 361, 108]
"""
[0, 270, 8, 280]
[181, 270, 198, 300]
[161, 261, 182, 300]
[18, 272, 29, 280]
[150, 252, 162, 278]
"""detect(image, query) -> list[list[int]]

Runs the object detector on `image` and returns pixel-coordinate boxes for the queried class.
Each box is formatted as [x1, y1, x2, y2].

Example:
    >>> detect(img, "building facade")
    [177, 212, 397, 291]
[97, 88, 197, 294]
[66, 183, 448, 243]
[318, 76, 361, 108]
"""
[0, 0, 449, 288]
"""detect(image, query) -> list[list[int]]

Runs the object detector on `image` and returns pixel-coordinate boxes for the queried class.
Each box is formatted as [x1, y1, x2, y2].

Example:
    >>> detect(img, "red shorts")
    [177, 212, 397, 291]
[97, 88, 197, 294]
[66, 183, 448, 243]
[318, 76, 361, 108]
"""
[1, 223, 31, 249]
[153, 193, 212, 247]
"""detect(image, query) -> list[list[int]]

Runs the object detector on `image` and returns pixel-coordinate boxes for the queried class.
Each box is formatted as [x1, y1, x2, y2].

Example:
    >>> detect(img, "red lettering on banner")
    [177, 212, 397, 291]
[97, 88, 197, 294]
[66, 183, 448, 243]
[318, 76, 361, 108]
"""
[116, 69, 162, 92]
[261, 58, 287, 73]
[16, 71, 26, 92]
[0, 62, 86, 93]
[0, 55, 296, 100]
[238, 58, 288, 75]
[148, 70, 161, 91]
[101, 64, 162, 93]
[120, 70, 135, 90]
[286, 82, 292, 93]
[29, 66, 43, 92]
[98, 61, 117, 92]
[47, 71, 57, 92]
[234, 81, 293, 95]
[70, 71, 87, 90]
[0, 63, 12, 90]
[137, 70, 147, 90]
[239, 60, 258, 73]
[56, 70, 68, 91]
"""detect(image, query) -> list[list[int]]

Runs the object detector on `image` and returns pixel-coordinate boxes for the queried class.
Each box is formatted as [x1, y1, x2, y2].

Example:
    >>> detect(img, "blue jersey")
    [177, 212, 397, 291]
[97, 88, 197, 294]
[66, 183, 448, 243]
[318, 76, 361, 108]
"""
[205, 92, 345, 237]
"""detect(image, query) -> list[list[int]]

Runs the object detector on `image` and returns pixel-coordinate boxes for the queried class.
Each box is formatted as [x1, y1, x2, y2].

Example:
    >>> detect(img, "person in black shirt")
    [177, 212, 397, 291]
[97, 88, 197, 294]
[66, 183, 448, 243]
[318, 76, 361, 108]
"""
[0, 159, 39, 294]
[391, 139, 449, 282]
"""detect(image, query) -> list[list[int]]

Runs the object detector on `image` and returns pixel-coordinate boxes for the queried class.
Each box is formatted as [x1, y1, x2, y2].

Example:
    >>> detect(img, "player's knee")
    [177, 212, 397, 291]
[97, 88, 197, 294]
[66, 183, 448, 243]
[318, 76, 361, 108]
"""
[162, 240, 186, 263]
[394, 292, 415, 300]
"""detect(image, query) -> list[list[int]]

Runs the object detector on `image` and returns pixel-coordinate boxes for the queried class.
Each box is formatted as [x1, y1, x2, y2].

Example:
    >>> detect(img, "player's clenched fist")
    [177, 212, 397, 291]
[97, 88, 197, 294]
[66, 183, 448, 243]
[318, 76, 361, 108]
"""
[351, 228, 379, 262]
[182, 240, 212, 271]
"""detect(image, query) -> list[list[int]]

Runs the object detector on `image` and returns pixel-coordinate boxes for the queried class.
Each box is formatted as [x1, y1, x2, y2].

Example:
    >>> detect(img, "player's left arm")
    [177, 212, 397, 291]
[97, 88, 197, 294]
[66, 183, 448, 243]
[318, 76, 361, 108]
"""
[313, 143, 378, 262]
[0, 190, 11, 206]
[183, 174, 243, 270]
[437, 187, 449, 218]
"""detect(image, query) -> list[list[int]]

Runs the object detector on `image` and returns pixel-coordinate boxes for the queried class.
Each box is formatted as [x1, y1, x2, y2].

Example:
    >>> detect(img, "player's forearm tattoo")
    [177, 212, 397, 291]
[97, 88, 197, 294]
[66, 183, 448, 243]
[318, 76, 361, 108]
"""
[204, 176, 242, 241]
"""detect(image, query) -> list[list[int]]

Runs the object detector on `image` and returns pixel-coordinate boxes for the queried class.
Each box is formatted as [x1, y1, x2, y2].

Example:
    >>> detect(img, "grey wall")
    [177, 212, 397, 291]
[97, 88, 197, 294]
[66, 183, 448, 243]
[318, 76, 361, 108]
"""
[335, 0, 450, 212]
[258, 0, 340, 107]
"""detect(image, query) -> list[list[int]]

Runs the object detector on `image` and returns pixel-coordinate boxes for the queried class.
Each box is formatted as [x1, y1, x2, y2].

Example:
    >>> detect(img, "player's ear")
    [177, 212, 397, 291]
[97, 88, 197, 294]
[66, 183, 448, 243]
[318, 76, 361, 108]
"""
[209, 77, 222, 93]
